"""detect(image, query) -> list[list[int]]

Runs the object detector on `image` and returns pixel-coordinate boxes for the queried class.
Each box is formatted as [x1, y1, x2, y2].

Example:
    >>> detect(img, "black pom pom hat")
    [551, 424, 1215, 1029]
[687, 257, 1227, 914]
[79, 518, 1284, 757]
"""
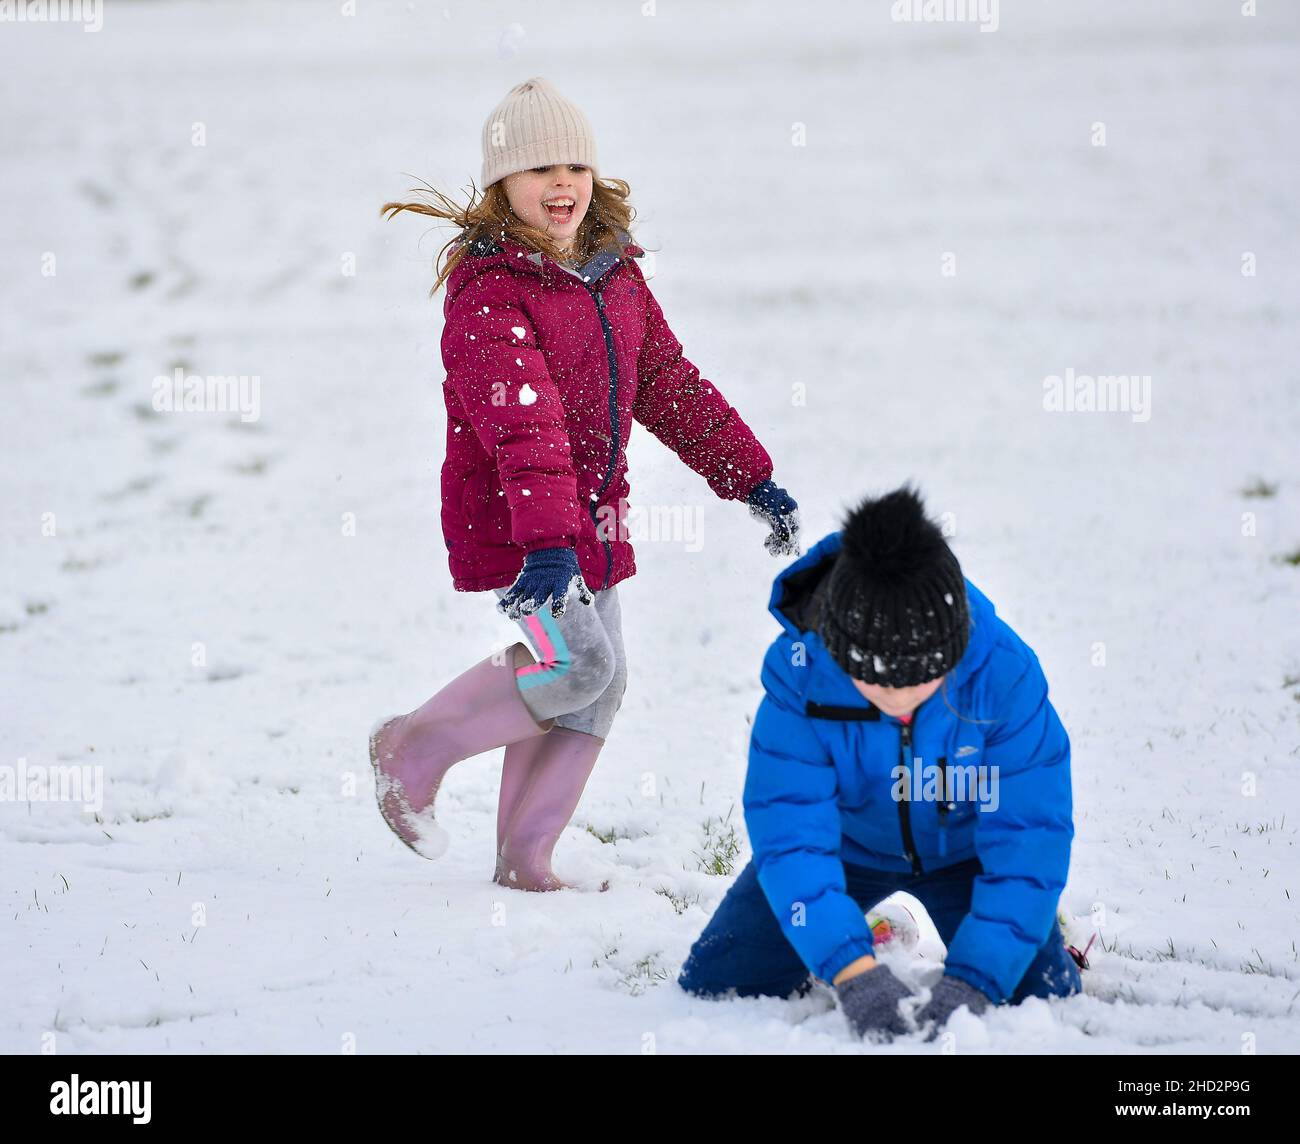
[816, 486, 970, 688]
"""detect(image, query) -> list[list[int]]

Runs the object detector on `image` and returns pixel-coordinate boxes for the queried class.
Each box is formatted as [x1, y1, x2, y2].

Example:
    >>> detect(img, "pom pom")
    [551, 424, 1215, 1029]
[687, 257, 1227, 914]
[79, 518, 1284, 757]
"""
[839, 485, 948, 586]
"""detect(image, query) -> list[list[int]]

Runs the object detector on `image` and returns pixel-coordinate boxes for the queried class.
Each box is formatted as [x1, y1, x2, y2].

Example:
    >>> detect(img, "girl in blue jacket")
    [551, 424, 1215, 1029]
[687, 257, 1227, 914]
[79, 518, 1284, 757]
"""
[679, 486, 1082, 1041]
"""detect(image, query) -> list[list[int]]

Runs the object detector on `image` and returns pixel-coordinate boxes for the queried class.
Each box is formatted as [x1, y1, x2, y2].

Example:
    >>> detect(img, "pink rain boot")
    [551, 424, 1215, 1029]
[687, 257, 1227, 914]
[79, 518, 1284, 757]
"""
[495, 734, 547, 866]
[494, 727, 603, 891]
[370, 643, 554, 859]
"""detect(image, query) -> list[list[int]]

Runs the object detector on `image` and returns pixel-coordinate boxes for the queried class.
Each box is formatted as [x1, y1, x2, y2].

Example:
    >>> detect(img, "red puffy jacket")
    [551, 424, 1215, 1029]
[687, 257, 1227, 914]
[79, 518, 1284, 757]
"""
[438, 234, 774, 592]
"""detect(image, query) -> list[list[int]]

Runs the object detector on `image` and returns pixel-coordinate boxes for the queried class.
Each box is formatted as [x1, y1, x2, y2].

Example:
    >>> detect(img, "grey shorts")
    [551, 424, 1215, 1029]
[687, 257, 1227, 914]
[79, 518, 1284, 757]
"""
[492, 584, 628, 741]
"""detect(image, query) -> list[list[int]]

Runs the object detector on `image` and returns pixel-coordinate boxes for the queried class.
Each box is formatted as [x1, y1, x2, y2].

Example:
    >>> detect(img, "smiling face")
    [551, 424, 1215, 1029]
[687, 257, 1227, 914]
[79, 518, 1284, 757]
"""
[500, 163, 594, 254]
[851, 675, 945, 719]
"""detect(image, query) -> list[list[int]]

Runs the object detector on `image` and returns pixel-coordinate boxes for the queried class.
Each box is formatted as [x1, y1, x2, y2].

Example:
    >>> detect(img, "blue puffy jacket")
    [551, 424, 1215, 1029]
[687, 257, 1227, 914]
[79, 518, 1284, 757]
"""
[743, 530, 1073, 1004]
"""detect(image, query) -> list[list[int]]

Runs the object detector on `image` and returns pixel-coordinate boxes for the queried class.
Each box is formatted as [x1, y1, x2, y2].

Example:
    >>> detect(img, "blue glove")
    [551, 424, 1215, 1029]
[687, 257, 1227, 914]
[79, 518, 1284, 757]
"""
[835, 963, 915, 1041]
[746, 479, 801, 557]
[498, 546, 594, 621]
[916, 974, 991, 1040]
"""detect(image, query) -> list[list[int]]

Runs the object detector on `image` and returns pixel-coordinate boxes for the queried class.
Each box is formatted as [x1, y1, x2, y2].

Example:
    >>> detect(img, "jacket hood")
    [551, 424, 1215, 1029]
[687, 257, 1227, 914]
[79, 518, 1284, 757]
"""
[767, 530, 997, 694]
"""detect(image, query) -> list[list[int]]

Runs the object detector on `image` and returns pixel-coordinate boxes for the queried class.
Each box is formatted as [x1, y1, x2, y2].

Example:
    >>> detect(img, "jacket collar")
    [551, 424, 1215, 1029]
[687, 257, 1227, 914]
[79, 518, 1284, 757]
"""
[461, 228, 643, 286]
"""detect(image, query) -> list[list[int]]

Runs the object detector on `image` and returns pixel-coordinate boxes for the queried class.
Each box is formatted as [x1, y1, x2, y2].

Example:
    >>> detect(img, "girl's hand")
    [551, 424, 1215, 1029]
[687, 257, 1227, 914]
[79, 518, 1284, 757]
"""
[498, 546, 594, 620]
[746, 479, 802, 557]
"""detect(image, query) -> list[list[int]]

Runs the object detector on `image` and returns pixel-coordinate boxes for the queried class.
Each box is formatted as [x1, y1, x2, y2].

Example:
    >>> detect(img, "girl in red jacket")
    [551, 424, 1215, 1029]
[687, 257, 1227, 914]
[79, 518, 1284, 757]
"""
[371, 77, 800, 891]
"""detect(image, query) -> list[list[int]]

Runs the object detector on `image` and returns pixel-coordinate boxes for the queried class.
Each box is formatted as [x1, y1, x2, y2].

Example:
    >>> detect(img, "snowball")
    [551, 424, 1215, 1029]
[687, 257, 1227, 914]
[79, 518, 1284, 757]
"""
[519, 384, 537, 405]
[511, 326, 527, 339]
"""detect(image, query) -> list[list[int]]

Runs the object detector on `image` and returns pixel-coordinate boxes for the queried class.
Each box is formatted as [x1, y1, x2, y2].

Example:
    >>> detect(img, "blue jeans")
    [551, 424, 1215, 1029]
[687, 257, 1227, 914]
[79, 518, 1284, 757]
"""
[679, 858, 1081, 1005]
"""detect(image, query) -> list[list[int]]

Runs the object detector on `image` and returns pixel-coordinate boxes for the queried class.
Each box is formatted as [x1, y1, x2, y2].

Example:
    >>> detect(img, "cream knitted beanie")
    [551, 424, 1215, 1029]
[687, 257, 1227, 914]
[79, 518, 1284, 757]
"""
[480, 77, 599, 189]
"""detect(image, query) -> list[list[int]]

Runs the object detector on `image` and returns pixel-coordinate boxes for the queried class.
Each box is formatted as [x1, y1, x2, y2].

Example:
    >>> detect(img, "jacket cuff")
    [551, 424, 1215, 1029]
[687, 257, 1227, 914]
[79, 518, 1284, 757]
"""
[941, 963, 1001, 1006]
[819, 936, 876, 985]
[521, 537, 576, 555]
[719, 443, 773, 501]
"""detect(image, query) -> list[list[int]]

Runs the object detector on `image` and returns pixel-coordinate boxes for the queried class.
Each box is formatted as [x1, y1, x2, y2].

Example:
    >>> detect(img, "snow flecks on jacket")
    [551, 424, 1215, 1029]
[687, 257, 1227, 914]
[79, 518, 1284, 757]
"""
[438, 237, 774, 592]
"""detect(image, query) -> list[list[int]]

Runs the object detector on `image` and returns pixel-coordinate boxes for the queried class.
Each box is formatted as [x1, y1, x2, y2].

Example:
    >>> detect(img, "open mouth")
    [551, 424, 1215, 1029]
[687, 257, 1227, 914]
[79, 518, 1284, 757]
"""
[542, 197, 575, 225]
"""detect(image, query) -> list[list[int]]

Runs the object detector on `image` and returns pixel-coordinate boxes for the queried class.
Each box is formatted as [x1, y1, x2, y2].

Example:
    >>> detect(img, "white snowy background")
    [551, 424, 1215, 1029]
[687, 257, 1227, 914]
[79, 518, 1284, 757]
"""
[3, 0, 1298, 1054]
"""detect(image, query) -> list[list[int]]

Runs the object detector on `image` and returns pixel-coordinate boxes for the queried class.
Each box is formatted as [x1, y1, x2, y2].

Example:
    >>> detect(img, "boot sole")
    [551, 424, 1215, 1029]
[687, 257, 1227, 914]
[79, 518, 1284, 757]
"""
[493, 866, 611, 893]
[369, 717, 446, 860]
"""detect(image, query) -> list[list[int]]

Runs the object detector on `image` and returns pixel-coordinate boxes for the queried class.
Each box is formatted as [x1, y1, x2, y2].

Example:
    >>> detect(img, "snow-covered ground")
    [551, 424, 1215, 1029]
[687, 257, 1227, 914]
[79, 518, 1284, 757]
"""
[3, 0, 1299, 1053]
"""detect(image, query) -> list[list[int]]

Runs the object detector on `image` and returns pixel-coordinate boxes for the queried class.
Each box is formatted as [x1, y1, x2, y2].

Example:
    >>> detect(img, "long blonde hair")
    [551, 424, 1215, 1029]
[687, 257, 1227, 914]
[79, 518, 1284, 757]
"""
[381, 176, 637, 296]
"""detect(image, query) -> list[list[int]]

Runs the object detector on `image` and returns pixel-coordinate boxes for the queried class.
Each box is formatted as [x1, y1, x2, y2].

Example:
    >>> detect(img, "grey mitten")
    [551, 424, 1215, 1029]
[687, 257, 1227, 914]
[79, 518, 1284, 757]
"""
[835, 964, 915, 1041]
[916, 974, 991, 1040]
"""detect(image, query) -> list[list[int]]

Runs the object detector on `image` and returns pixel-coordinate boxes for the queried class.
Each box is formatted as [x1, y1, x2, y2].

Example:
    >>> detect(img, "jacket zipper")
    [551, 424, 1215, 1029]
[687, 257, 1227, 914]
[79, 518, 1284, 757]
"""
[806, 693, 953, 873]
[805, 699, 935, 874]
[898, 721, 923, 875]
[937, 754, 950, 858]
[581, 281, 620, 591]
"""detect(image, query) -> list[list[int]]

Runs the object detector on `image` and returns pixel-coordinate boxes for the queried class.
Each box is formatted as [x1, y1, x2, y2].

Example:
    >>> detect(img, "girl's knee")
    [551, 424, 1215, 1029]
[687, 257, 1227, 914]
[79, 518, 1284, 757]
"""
[607, 654, 628, 713]
[515, 611, 615, 708]
[568, 638, 617, 707]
